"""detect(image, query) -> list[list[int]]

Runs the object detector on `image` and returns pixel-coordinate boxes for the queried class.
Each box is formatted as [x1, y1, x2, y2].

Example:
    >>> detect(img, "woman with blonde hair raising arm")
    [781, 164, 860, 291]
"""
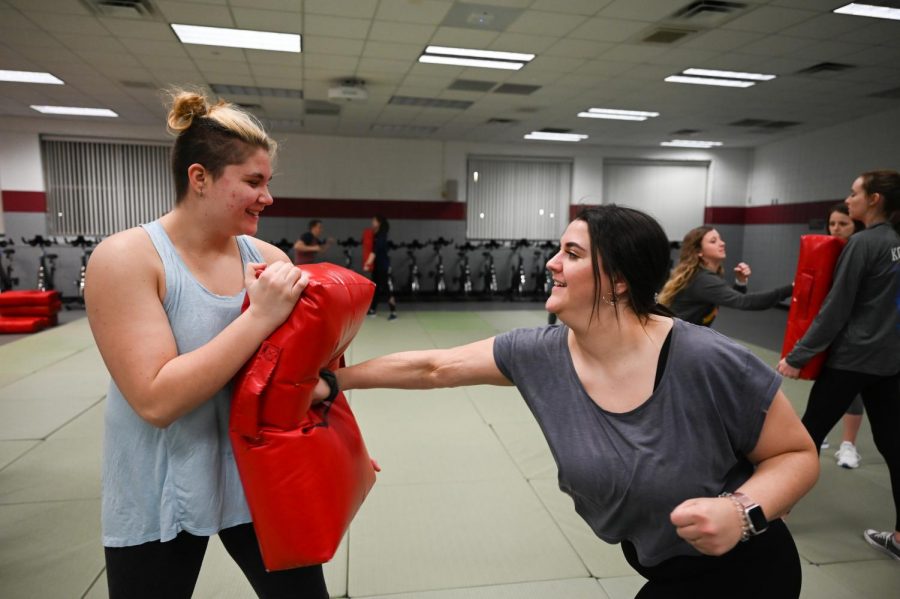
[86, 90, 330, 598]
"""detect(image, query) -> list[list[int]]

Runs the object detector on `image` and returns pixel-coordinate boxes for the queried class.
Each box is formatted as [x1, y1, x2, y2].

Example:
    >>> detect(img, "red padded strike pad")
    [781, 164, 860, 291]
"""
[0, 316, 50, 334]
[781, 235, 846, 380]
[230, 263, 377, 570]
[0, 290, 61, 307]
[0, 301, 62, 317]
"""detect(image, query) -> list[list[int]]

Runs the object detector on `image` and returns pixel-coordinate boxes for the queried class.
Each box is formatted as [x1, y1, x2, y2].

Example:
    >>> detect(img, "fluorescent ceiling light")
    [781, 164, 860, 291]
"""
[419, 55, 524, 70]
[424, 45, 534, 62]
[683, 68, 775, 81]
[171, 24, 301, 53]
[578, 112, 647, 121]
[0, 69, 64, 85]
[30, 105, 118, 117]
[588, 108, 660, 117]
[834, 3, 900, 20]
[665, 75, 755, 88]
[524, 132, 588, 142]
[661, 139, 723, 148]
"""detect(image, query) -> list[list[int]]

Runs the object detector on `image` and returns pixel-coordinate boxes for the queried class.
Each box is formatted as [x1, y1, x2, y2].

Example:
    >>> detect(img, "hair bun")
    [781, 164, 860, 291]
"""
[167, 90, 210, 134]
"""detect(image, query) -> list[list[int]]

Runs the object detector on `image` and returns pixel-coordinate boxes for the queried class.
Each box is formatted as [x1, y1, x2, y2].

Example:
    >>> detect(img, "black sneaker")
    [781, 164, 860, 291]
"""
[863, 529, 900, 561]
[388, 313, 398, 321]
[366, 309, 376, 316]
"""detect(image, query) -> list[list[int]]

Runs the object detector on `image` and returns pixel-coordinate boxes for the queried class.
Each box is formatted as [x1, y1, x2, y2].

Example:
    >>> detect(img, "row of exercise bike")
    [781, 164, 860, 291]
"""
[272, 236, 560, 300]
[0, 235, 97, 303]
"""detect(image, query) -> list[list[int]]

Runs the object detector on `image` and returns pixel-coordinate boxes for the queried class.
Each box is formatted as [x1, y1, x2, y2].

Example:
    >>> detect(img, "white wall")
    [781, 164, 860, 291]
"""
[749, 105, 900, 206]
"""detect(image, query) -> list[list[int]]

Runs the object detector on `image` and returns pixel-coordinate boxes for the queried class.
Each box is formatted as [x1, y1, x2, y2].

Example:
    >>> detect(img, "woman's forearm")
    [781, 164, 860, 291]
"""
[337, 350, 445, 391]
[737, 448, 819, 521]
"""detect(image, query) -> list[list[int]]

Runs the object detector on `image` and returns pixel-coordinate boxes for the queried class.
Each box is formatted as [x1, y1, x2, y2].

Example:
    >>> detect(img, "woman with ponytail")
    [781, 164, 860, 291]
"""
[86, 90, 331, 597]
[314, 205, 818, 598]
[659, 226, 792, 326]
[778, 170, 900, 562]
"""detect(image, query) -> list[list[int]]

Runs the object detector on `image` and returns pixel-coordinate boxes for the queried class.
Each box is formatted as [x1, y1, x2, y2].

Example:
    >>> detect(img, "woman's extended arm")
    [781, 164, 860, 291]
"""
[670, 390, 818, 555]
[333, 337, 513, 392]
[87, 230, 307, 428]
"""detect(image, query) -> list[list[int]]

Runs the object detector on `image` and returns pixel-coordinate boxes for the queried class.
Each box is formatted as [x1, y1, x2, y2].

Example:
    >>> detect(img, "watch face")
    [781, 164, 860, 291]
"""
[747, 505, 768, 533]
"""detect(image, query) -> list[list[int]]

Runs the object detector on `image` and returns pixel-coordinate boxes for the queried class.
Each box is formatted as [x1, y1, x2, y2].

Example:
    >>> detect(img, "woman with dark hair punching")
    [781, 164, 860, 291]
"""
[316, 205, 819, 598]
[85, 90, 330, 598]
[365, 214, 397, 320]
[778, 170, 900, 561]
[659, 226, 792, 326]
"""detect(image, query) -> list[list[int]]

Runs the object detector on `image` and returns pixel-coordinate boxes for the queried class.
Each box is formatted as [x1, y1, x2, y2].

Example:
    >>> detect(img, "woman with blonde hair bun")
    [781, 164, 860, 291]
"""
[659, 226, 792, 326]
[86, 90, 329, 597]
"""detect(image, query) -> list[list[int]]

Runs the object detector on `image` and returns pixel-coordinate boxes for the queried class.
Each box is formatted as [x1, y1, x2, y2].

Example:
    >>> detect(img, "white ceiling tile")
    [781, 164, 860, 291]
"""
[544, 38, 614, 59]
[357, 57, 412, 74]
[303, 35, 365, 57]
[619, 64, 680, 82]
[790, 40, 871, 63]
[841, 45, 900, 67]
[504, 69, 561, 86]
[523, 55, 585, 74]
[489, 33, 558, 54]
[780, 13, 872, 39]
[429, 26, 498, 48]
[368, 20, 436, 44]
[597, 43, 668, 64]
[464, 0, 531, 8]
[530, 0, 609, 16]
[363, 40, 422, 61]
[743, 56, 810, 76]
[736, 35, 816, 57]
[375, 0, 451, 25]
[120, 38, 191, 59]
[837, 21, 900, 46]
[304, 53, 359, 72]
[0, 27, 68, 50]
[597, 0, 679, 21]
[0, 7, 39, 30]
[185, 44, 247, 62]
[73, 50, 142, 67]
[243, 49, 303, 67]
[681, 29, 767, 52]
[507, 10, 586, 36]
[231, 8, 301, 33]
[569, 18, 651, 43]
[155, 1, 235, 27]
[30, 13, 107, 35]
[401, 73, 456, 89]
[228, 0, 302, 10]
[699, 52, 771, 71]
[138, 53, 196, 69]
[52, 34, 129, 54]
[102, 19, 177, 41]
[407, 61, 464, 79]
[149, 67, 206, 83]
[575, 60, 634, 77]
[721, 6, 820, 34]
[7, 0, 91, 14]
[194, 60, 252, 77]
[253, 76, 304, 90]
[305, 14, 371, 40]
[250, 63, 298, 79]
[643, 47, 719, 68]
[304, 0, 376, 19]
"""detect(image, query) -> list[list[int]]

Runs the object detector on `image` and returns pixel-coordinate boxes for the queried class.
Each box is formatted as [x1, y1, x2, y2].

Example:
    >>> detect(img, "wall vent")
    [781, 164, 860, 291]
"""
[494, 83, 541, 95]
[389, 96, 473, 109]
[84, 0, 156, 18]
[448, 79, 497, 92]
[796, 62, 856, 75]
[643, 28, 697, 44]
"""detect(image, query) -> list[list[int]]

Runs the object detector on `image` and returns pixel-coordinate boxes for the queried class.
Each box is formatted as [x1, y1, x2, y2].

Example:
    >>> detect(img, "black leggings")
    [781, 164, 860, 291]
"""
[622, 519, 800, 598]
[104, 523, 328, 599]
[801, 367, 900, 531]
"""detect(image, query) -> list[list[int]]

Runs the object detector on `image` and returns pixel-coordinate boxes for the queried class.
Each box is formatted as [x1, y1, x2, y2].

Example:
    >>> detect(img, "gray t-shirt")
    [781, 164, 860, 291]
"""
[493, 318, 781, 566]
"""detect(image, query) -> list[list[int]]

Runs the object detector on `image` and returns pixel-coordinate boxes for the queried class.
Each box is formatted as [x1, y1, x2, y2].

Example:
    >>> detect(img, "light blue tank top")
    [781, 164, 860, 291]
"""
[101, 220, 263, 547]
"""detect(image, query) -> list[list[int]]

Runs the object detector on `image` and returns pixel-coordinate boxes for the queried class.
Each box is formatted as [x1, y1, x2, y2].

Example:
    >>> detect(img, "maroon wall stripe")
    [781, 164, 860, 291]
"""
[2, 191, 47, 213]
[267, 197, 466, 220]
[705, 200, 840, 225]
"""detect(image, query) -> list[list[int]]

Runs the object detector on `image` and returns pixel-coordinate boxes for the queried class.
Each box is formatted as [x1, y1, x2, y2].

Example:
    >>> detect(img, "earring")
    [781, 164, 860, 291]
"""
[602, 292, 617, 306]
[199, 187, 204, 197]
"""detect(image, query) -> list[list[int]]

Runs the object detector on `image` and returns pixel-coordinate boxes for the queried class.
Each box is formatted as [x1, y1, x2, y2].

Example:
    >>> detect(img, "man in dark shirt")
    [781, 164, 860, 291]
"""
[294, 219, 330, 265]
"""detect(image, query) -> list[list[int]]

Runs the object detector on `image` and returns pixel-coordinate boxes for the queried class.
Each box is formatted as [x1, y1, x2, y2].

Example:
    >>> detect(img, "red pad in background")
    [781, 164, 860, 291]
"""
[781, 235, 847, 380]
[0, 290, 61, 307]
[0, 316, 50, 334]
[0, 301, 62, 317]
[230, 263, 377, 571]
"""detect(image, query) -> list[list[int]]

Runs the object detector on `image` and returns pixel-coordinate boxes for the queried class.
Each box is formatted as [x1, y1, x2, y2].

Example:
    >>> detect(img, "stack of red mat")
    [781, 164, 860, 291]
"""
[0, 290, 62, 334]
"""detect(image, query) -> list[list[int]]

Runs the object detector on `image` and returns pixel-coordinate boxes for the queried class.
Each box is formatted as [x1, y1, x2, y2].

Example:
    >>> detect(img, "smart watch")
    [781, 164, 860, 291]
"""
[731, 491, 769, 537]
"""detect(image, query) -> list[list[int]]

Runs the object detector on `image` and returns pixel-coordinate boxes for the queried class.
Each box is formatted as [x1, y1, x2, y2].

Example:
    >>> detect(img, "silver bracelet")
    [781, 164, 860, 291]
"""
[719, 492, 751, 542]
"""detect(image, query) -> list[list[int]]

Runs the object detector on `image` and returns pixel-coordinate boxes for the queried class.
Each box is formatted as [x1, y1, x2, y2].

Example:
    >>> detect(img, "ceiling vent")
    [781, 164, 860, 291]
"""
[870, 85, 900, 99]
[305, 100, 341, 116]
[670, 1, 747, 26]
[84, 0, 156, 18]
[486, 117, 519, 124]
[643, 28, 698, 44]
[210, 84, 303, 99]
[494, 83, 541, 95]
[730, 118, 800, 129]
[120, 80, 156, 89]
[448, 79, 497, 92]
[672, 128, 702, 135]
[389, 96, 473, 110]
[370, 124, 438, 136]
[730, 118, 770, 127]
[796, 62, 856, 75]
[540, 127, 571, 134]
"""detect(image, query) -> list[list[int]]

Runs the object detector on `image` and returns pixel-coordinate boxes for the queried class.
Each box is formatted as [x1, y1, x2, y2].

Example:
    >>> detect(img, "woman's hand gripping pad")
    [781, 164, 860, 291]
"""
[230, 263, 377, 570]
[781, 234, 846, 380]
